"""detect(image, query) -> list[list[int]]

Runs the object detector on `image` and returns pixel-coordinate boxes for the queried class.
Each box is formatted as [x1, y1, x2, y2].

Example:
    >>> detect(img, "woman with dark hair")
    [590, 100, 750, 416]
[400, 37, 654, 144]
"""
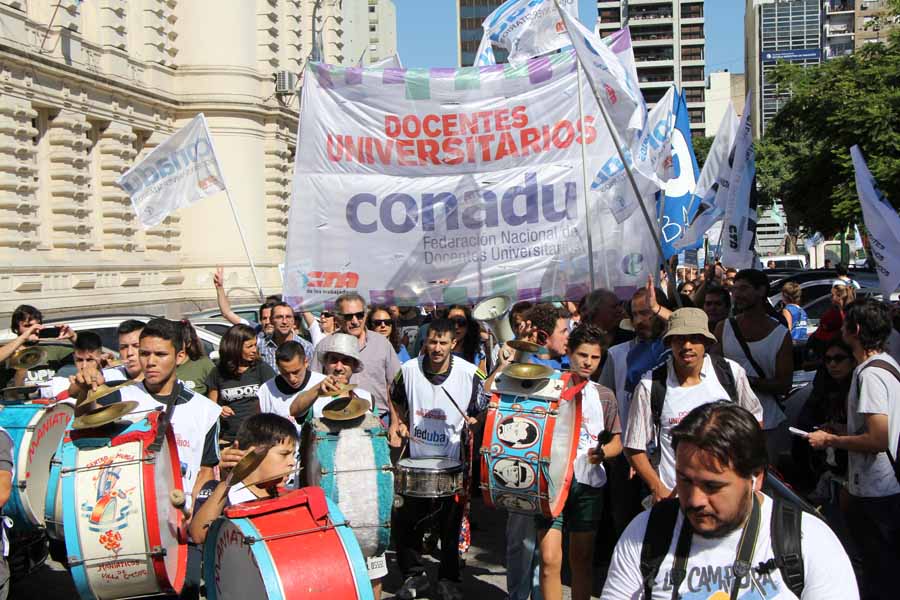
[447, 305, 487, 371]
[366, 305, 410, 362]
[176, 320, 216, 395]
[790, 337, 855, 494]
[206, 323, 276, 444]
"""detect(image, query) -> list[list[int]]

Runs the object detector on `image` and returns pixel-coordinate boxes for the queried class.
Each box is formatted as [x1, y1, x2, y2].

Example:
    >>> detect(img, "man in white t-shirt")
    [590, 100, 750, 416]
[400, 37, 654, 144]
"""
[42, 331, 126, 401]
[626, 308, 763, 504]
[537, 324, 621, 600]
[257, 340, 326, 432]
[808, 298, 900, 599]
[604, 402, 857, 600]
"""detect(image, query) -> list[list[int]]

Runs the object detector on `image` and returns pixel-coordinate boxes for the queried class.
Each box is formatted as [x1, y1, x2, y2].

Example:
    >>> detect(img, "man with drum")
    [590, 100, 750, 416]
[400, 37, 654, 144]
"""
[71, 318, 222, 600]
[390, 318, 488, 600]
[257, 340, 326, 433]
[40, 331, 126, 401]
[536, 324, 622, 600]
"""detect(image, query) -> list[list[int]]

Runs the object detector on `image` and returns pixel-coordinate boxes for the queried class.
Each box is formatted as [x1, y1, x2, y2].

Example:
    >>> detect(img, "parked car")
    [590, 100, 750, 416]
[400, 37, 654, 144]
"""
[188, 304, 261, 326]
[189, 318, 234, 338]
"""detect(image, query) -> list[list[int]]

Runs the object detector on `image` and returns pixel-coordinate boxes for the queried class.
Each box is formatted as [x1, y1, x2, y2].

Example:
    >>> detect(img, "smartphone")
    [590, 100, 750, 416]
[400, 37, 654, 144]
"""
[788, 426, 809, 438]
[37, 326, 61, 339]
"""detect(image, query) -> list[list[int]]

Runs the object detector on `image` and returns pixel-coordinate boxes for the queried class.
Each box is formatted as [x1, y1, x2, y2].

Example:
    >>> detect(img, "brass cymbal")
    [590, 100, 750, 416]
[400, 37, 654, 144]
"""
[318, 383, 357, 398]
[71, 400, 139, 430]
[321, 395, 369, 421]
[229, 446, 269, 484]
[76, 380, 137, 417]
[8, 346, 47, 371]
[1, 383, 49, 396]
[502, 363, 555, 381]
[507, 340, 542, 353]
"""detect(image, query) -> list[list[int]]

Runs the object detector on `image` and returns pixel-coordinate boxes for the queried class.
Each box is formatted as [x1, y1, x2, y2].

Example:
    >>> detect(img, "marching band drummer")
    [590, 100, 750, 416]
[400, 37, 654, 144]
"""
[390, 318, 489, 600]
[69, 318, 222, 600]
[39, 331, 127, 401]
[257, 340, 326, 434]
[535, 324, 622, 600]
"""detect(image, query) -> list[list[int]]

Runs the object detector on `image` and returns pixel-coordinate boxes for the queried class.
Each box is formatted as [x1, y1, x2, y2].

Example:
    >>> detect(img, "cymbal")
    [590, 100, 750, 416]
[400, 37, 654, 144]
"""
[8, 346, 47, 370]
[76, 380, 137, 417]
[321, 395, 368, 421]
[502, 363, 555, 381]
[1, 383, 49, 395]
[318, 383, 357, 398]
[72, 401, 138, 430]
[507, 340, 542, 353]
[229, 447, 269, 484]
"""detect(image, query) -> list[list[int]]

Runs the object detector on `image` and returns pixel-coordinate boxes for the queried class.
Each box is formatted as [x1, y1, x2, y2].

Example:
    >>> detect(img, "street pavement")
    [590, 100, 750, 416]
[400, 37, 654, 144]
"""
[11, 496, 613, 598]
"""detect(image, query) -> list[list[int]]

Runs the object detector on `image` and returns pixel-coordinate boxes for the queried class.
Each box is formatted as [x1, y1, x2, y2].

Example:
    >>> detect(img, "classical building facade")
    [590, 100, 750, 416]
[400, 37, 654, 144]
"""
[0, 0, 394, 319]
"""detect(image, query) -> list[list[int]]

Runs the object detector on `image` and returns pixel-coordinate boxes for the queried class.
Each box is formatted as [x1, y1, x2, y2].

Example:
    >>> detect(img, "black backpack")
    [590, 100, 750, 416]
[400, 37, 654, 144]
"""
[857, 359, 900, 485]
[639, 496, 808, 598]
[648, 354, 738, 437]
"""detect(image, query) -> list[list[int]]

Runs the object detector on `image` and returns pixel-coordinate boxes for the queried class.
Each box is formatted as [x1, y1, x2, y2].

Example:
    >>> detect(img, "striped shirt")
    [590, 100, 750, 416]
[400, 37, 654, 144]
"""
[256, 332, 313, 371]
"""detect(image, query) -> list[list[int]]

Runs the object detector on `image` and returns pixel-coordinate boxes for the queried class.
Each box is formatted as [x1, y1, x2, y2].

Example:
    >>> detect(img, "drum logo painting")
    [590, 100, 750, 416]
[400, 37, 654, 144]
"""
[492, 458, 535, 490]
[81, 456, 134, 547]
[496, 416, 540, 449]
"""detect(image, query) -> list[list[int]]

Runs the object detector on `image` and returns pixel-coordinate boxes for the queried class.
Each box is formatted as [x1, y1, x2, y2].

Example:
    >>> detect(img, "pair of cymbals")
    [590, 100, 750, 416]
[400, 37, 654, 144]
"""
[75, 380, 136, 417]
[321, 395, 368, 421]
[317, 383, 357, 398]
[72, 380, 139, 430]
[502, 363, 555, 381]
[7, 346, 47, 371]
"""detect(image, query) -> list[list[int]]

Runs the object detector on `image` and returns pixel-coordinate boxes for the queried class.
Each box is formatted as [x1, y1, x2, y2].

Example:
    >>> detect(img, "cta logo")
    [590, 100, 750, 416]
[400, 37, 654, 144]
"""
[301, 271, 360, 290]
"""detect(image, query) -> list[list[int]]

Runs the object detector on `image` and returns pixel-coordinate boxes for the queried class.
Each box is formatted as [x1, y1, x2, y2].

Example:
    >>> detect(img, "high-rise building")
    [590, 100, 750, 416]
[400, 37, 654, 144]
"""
[705, 71, 746, 136]
[0, 0, 387, 317]
[596, 1, 708, 135]
[745, 0, 822, 138]
[344, 0, 397, 66]
[855, 0, 897, 49]
[823, 0, 857, 58]
[457, 0, 509, 67]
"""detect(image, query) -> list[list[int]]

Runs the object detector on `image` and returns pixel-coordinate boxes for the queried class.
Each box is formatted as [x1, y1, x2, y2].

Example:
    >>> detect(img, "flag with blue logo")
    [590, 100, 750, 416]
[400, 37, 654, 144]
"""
[851, 145, 900, 297]
[658, 90, 701, 259]
[477, 0, 579, 65]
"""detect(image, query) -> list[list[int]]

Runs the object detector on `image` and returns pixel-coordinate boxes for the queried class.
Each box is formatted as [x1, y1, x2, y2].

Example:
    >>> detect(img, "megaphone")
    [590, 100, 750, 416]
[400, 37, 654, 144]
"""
[473, 295, 514, 345]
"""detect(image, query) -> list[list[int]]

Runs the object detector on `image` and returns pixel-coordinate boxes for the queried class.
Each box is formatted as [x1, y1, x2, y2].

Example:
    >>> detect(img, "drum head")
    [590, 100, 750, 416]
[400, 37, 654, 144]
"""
[19, 403, 73, 526]
[398, 457, 462, 471]
[207, 519, 269, 599]
[153, 428, 187, 593]
[547, 397, 577, 504]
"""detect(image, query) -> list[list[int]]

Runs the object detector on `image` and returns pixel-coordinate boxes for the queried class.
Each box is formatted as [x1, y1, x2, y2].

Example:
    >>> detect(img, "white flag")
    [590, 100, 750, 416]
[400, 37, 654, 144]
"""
[473, 33, 497, 66]
[851, 145, 900, 297]
[674, 102, 740, 250]
[481, 0, 578, 64]
[719, 92, 757, 269]
[117, 114, 225, 228]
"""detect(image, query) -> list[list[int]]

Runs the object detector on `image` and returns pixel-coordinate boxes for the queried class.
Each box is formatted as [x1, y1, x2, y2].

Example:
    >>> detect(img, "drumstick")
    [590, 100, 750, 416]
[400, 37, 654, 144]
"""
[441, 388, 470, 423]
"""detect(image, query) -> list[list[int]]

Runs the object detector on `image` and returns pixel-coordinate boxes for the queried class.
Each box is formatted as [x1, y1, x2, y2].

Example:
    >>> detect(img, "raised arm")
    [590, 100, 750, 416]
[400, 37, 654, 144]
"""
[213, 266, 244, 326]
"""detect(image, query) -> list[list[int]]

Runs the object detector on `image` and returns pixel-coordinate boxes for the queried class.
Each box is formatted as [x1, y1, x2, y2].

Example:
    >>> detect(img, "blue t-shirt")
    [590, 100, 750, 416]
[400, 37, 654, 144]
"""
[785, 304, 809, 341]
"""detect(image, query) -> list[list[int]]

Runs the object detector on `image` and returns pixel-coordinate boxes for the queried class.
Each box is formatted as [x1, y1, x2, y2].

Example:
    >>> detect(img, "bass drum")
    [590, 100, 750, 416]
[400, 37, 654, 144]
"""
[0, 402, 73, 533]
[203, 487, 373, 600]
[61, 411, 186, 600]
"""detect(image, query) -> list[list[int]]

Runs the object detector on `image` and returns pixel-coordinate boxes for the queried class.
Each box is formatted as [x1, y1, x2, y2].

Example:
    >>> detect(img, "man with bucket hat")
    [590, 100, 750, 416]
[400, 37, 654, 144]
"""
[624, 308, 763, 504]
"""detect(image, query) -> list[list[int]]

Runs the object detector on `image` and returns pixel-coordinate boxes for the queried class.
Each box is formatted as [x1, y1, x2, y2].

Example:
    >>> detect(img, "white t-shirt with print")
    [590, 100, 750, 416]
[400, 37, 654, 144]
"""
[601, 493, 858, 600]
[848, 353, 900, 498]
[258, 371, 326, 431]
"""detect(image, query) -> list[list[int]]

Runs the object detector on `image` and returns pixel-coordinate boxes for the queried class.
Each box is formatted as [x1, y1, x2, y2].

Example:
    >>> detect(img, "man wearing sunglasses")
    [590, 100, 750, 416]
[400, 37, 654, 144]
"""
[311, 292, 402, 446]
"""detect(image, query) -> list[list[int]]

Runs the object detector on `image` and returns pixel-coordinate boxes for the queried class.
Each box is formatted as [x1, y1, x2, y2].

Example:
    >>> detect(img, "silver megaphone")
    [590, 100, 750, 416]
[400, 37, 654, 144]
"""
[472, 294, 515, 345]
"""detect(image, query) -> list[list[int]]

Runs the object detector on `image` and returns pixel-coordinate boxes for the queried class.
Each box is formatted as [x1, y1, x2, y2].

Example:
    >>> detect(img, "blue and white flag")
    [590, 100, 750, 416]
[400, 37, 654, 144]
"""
[851, 145, 900, 297]
[473, 34, 497, 67]
[853, 224, 864, 251]
[478, 0, 578, 65]
[116, 114, 226, 228]
[719, 92, 757, 269]
[658, 90, 701, 259]
[675, 102, 740, 252]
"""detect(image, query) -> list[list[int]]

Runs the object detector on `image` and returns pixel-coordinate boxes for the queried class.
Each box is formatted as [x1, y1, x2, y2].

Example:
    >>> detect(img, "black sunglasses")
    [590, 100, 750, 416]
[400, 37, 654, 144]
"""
[371, 318, 392, 327]
[451, 316, 468, 327]
[321, 311, 333, 319]
[823, 354, 851, 364]
[341, 311, 365, 322]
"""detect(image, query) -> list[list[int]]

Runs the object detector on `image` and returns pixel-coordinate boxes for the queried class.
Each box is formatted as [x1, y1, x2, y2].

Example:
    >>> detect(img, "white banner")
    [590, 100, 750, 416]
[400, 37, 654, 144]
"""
[116, 114, 225, 228]
[851, 146, 900, 297]
[675, 102, 740, 251]
[719, 92, 757, 269]
[480, 0, 578, 65]
[284, 56, 660, 308]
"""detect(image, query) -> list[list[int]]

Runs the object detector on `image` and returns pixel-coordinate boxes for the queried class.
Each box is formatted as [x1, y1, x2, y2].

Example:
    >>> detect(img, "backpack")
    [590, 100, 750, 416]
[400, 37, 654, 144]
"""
[639, 494, 808, 599]
[857, 359, 900, 485]
[649, 354, 738, 436]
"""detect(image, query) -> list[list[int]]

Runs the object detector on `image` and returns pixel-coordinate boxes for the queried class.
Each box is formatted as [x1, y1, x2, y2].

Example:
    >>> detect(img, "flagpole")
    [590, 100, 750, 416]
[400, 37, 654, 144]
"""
[555, 1, 680, 306]
[575, 62, 598, 290]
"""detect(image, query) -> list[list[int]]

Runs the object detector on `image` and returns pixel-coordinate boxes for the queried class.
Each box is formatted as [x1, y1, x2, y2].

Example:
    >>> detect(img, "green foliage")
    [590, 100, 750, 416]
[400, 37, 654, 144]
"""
[690, 135, 714, 170]
[757, 25, 900, 236]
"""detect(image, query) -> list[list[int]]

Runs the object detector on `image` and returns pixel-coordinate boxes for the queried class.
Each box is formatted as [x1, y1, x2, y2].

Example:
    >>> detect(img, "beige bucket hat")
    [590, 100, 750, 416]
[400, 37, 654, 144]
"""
[316, 333, 365, 373]
[662, 308, 717, 344]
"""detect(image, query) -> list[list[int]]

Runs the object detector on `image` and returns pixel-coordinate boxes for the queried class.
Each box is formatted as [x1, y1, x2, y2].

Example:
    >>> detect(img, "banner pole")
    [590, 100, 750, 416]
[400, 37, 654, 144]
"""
[224, 189, 265, 302]
[575, 63, 598, 291]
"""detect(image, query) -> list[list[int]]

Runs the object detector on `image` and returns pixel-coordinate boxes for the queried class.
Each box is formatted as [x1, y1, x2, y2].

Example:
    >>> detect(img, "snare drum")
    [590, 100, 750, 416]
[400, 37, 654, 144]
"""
[301, 413, 393, 558]
[480, 371, 583, 517]
[61, 411, 186, 600]
[395, 457, 464, 498]
[0, 402, 73, 534]
[203, 486, 373, 600]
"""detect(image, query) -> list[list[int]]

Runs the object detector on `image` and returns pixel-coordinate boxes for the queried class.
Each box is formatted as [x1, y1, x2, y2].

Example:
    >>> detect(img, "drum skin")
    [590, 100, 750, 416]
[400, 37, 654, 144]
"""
[61, 411, 186, 600]
[203, 487, 373, 600]
[45, 431, 67, 541]
[0, 402, 73, 534]
[301, 414, 393, 558]
[480, 372, 584, 518]
[394, 457, 464, 498]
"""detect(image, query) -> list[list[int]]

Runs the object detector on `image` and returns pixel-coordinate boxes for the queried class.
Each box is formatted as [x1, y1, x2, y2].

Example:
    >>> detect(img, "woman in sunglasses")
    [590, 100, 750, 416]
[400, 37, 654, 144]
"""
[790, 337, 855, 496]
[447, 305, 487, 372]
[366, 305, 411, 363]
[300, 308, 340, 346]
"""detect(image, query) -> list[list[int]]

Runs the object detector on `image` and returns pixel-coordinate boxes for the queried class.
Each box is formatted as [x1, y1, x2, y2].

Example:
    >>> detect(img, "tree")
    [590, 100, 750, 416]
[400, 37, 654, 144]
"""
[691, 135, 714, 171]
[756, 7, 900, 236]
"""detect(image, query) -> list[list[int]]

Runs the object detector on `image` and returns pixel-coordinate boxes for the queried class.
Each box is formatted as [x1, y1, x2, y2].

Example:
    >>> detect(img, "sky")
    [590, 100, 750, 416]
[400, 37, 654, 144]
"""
[394, 0, 746, 74]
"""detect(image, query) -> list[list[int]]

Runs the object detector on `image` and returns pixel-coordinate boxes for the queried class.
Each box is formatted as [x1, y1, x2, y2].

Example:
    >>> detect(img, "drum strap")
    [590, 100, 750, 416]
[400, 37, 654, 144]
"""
[148, 382, 184, 453]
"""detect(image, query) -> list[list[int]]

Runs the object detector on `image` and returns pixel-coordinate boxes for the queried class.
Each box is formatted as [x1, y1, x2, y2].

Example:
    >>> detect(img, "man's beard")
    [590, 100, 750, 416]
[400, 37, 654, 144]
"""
[688, 489, 753, 539]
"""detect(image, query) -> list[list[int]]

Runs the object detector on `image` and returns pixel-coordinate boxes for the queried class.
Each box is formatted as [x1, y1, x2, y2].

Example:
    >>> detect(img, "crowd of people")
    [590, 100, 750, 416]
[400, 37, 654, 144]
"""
[0, 261, 898, 600]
